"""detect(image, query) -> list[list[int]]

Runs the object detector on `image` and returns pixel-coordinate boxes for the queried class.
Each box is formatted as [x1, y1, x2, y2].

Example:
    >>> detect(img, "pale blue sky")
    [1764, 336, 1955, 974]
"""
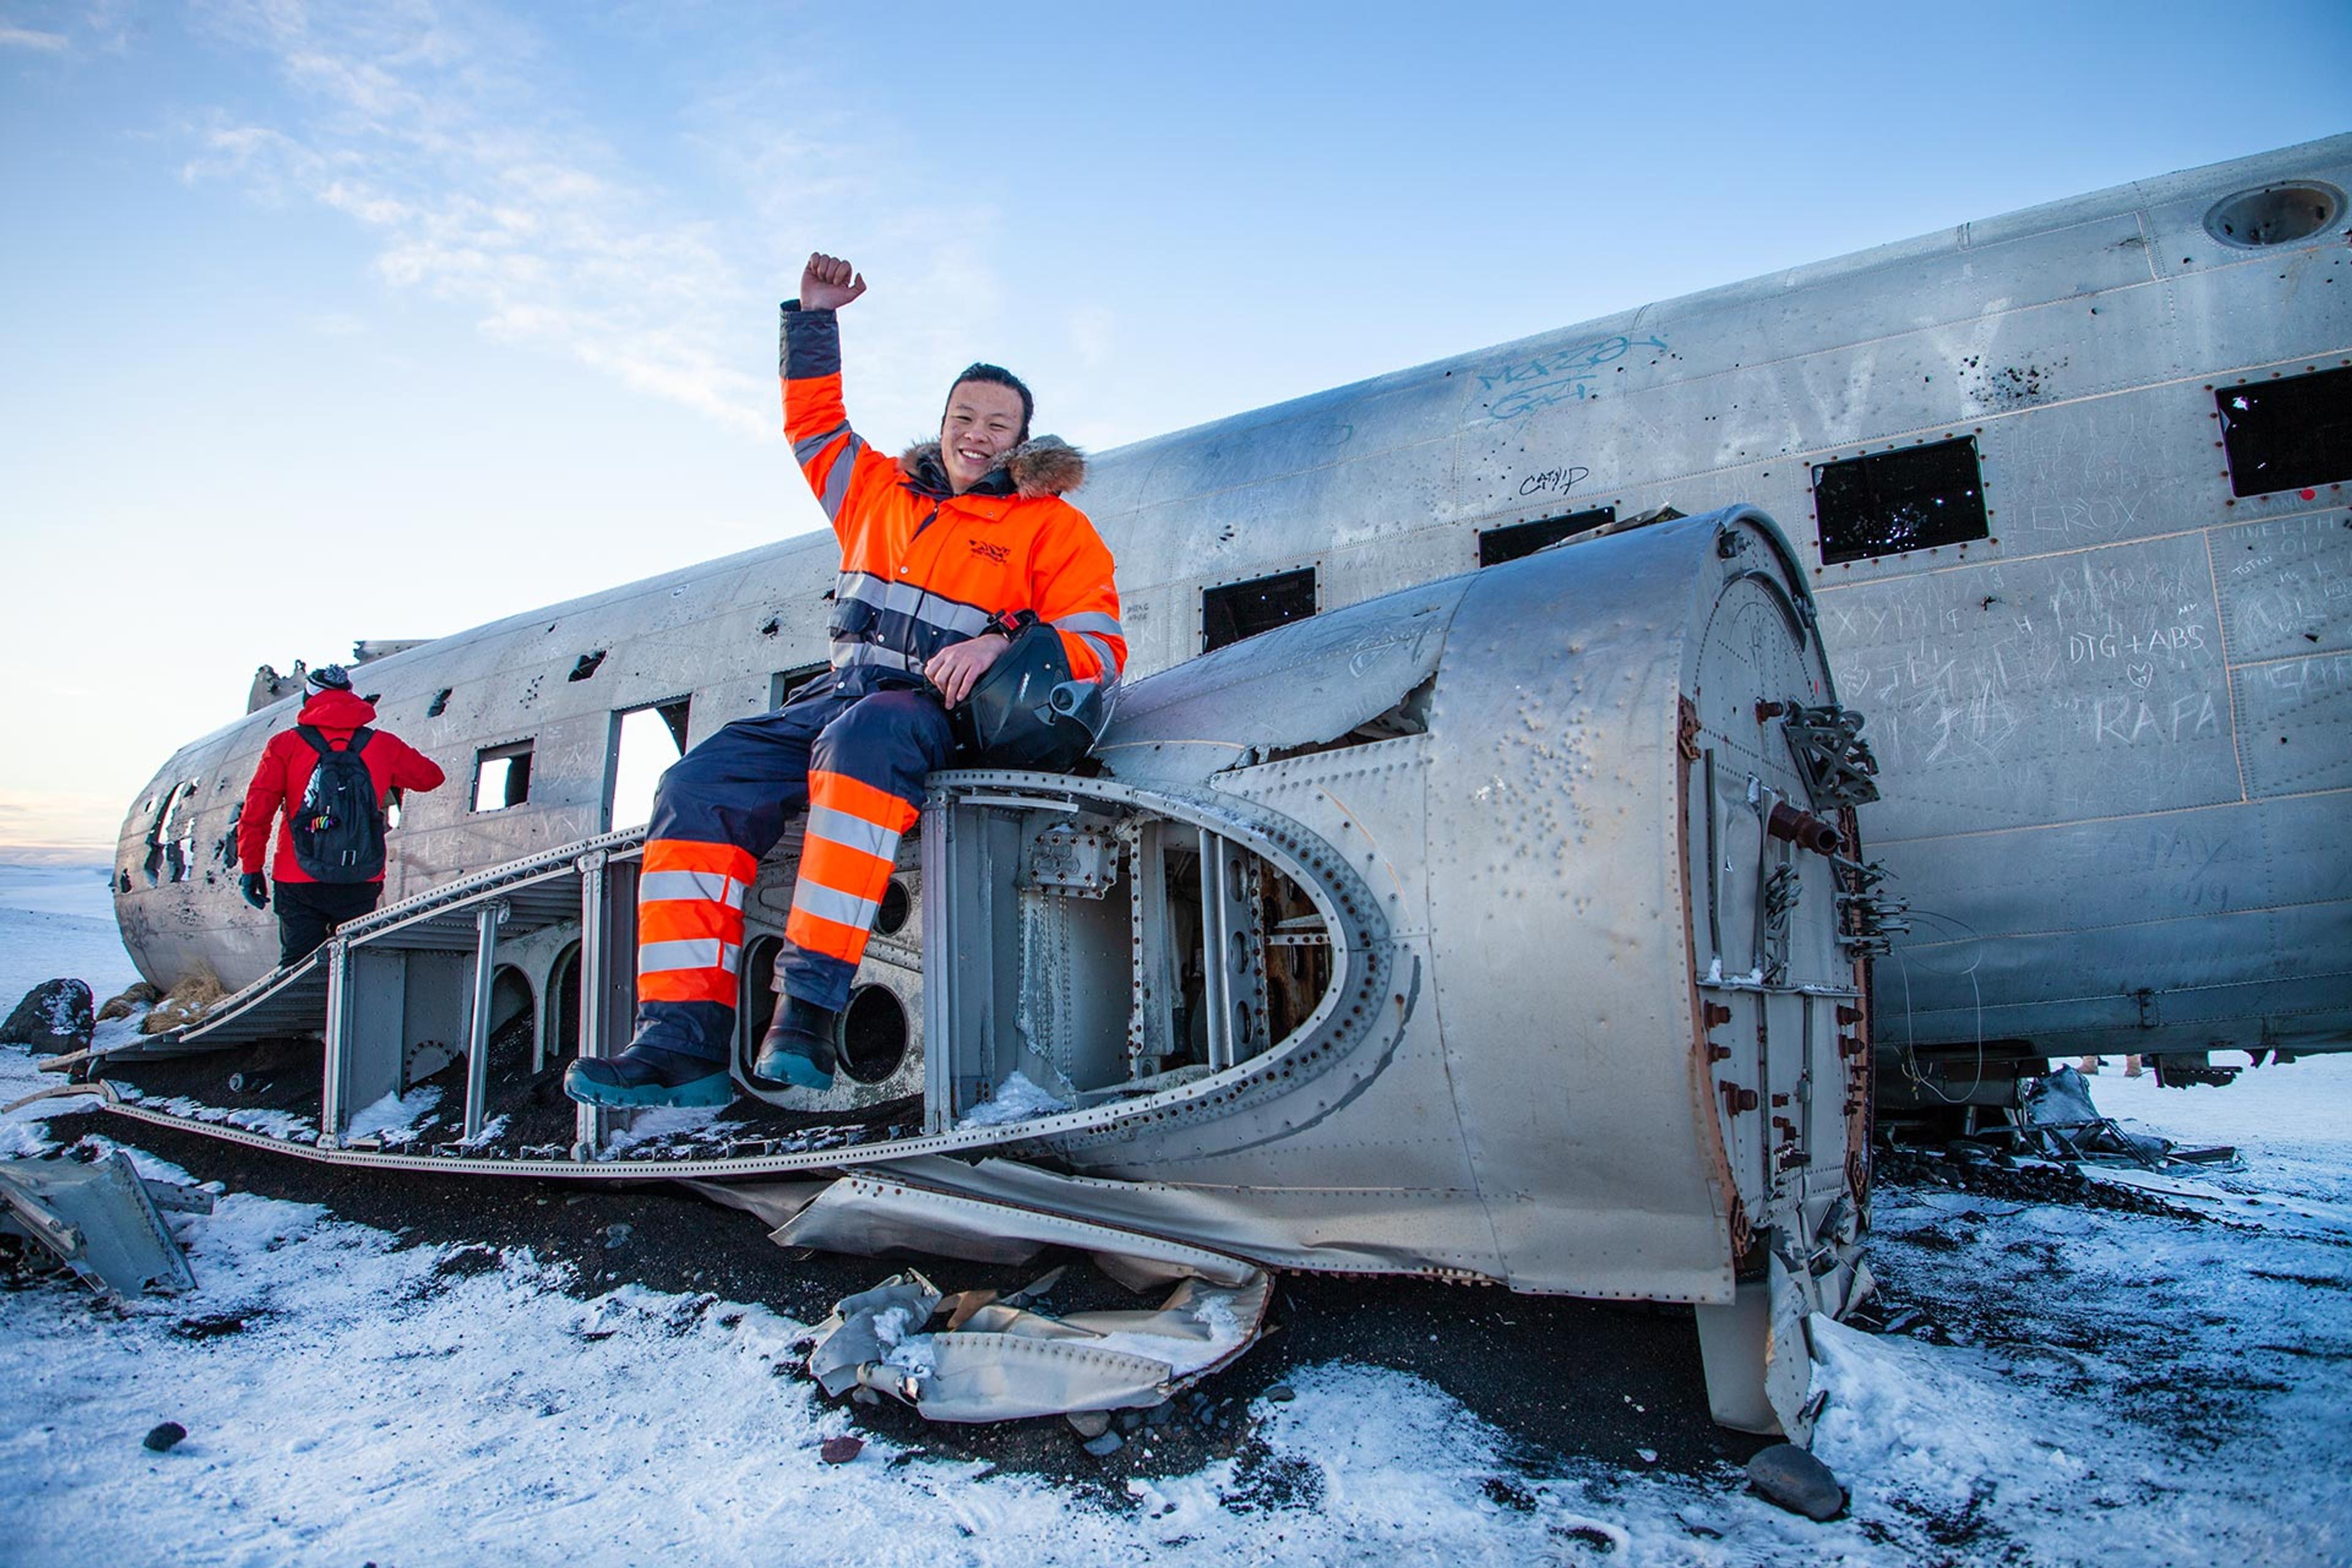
[2, 0, 2346, 858]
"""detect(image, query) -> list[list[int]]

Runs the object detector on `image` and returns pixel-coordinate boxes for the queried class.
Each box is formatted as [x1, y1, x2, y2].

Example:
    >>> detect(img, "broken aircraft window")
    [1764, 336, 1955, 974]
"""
[1813, 437, 1988, 564]
[472, 742, 534, 812]
[1202, 568, 1317, 652]
[1479, 507, 1616, 567]
[771, 663, 827, 709]
[2217, 366, 2352, 498]
[608, 699, 691, 831]
[146, 782, 196, 884]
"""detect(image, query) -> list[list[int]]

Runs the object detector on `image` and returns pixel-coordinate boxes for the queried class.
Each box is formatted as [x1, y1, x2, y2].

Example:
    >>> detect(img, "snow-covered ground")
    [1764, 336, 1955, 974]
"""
[2, 863, 2348, 1566]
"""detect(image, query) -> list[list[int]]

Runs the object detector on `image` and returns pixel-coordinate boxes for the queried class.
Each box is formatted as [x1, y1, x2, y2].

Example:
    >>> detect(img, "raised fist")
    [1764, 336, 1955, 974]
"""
[800, 252, 867, 312]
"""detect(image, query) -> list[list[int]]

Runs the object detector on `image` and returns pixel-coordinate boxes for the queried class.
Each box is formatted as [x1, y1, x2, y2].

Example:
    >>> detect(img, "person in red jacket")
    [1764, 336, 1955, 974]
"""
[236, 665, 447, 967]
[565, 251, 1127, 1109]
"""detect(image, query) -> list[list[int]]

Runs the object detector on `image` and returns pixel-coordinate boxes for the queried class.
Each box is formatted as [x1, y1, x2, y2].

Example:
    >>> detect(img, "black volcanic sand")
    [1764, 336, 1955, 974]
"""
[98, 1019, 918, 1158]
[36, 1097, 1770, 1492]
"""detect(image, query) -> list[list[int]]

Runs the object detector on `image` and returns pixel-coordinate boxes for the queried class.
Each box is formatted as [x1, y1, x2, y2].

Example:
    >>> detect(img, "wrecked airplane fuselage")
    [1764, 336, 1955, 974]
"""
[101, 508, 1871, 1436]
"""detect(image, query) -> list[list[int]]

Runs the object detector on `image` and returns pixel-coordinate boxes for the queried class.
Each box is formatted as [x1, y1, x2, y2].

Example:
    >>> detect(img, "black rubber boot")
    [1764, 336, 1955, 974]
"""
[563, 1042, 733, 1108]
[752, 997, 839, 1090]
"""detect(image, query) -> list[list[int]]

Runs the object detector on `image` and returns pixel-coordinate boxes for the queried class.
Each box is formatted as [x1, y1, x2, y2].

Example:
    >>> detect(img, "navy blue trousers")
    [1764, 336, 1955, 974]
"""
[631, 673, 954, 1063]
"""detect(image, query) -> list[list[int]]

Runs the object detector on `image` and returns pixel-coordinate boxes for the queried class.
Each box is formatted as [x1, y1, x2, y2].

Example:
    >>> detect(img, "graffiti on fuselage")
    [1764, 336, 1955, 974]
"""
[1479, 334, 1673, 421]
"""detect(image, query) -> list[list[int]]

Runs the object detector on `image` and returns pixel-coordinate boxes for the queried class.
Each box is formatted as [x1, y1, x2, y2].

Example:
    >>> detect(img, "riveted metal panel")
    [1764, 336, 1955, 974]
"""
[2236, 649, 2352, 796]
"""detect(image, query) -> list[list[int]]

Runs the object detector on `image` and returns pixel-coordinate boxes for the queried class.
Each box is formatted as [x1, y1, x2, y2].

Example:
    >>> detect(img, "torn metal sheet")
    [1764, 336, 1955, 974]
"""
[0, 1152, 211, 1299]
[806, 1265, 1271, 1423]
[717, 1154, 1436, 1280]
[730, 1161, 1274, 1422]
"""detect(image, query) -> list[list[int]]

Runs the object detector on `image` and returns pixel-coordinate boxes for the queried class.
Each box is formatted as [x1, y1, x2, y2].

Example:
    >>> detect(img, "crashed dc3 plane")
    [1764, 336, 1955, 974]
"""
[82, 134, 2352, 1436]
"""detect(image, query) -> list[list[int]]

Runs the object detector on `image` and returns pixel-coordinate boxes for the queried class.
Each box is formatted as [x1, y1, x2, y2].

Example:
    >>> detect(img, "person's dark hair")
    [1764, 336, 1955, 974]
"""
[946, 363, 1033, 444]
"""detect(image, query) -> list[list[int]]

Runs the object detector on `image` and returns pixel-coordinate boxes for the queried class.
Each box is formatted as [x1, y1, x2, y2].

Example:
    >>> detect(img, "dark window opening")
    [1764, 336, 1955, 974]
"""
[771, 664, 827, 709]
[1479, 507, 1616, 567]
[568, 650, 608, 682]
[841, 985, 909, 1084]
[2218, 366, 2352, 498]
[427, 688, 452, 717]
[1204, 568, 1317, 652]
[473, 742, 533, 812]
[550, 942, 584, 1060]
[875, 878, 911, 936]
[216, 826, 238, 869]
[1814, 437, 1988, 564]
[608, 699, 692, 831]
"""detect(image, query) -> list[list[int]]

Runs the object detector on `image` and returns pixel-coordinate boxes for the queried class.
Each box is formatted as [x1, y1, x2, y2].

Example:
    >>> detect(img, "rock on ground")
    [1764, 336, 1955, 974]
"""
[1, 978, 94, 1052]
[1746, 1442, 1845, 1521]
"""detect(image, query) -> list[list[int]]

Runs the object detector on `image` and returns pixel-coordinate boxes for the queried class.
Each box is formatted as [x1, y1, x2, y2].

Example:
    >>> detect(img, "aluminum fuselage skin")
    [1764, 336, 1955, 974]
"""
[119, 137, 2352, 1063]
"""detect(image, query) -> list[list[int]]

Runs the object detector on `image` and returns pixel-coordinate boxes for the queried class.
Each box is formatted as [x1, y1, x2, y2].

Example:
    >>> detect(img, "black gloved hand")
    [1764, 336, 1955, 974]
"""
[239, 872, 270, 910]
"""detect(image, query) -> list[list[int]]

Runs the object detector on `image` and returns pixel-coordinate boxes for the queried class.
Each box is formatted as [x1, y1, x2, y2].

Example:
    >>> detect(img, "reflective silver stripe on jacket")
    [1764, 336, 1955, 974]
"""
[835, 571, 995, 636]
[817, 436, 864, 516]
[832, 644, 921, 673]
[794, 421, 851, 466]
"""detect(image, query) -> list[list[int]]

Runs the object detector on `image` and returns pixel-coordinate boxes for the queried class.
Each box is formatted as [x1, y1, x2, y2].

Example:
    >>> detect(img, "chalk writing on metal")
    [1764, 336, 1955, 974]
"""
[1482, 336, 1672, 421]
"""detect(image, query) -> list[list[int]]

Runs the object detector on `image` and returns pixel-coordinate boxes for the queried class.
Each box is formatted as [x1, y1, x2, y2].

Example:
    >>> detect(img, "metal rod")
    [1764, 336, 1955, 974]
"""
[318, 937, 353, 1148]
[573, 852, 609, 1160]
[462, 901, 507, 1141]
[1199, 827, 1232, 1072]
[921, 802, 954, 1136]
[1703, 748, 1722, 965]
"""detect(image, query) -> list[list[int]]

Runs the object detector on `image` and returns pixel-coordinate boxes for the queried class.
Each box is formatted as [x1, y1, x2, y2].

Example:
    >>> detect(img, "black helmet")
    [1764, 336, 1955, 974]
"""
[948, 616, 1105, 772]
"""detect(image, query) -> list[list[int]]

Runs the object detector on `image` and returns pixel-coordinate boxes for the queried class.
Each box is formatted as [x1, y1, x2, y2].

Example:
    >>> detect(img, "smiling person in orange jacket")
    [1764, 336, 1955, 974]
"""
[565, 252, 1128, 1109]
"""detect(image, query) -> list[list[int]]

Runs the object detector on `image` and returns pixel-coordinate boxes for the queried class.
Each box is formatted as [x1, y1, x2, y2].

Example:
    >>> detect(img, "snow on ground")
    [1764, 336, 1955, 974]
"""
[2, 864, 2348, 1566]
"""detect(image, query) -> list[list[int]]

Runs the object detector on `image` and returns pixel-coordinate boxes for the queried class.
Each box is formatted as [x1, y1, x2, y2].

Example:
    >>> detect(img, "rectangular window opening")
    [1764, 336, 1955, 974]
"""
[1814, 436, 1988, 565]
[2218, 365, 2352, 498]
[608, 699, 692, 832]
[1479, 507, 1616, 567]
[472, 741, 535, 812]
[771, 663, 828, 710]
[1203, 567, 1318, 653]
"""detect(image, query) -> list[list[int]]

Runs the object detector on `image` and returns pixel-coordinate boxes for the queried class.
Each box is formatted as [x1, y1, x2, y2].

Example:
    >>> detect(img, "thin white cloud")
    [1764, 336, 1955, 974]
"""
[173, 1, 1013, 450]
[0, 24, 69, 50]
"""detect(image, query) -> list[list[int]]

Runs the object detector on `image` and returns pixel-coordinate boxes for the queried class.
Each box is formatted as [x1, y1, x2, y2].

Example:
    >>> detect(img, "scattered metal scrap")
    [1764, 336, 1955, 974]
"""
[0, 1151, 211, 1300]
[2002, 1066, 2235, 1169]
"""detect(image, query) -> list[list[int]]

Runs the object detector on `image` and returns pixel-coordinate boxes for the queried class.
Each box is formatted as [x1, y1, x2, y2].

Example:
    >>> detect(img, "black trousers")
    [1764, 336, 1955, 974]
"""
[275, 880, 383, 968]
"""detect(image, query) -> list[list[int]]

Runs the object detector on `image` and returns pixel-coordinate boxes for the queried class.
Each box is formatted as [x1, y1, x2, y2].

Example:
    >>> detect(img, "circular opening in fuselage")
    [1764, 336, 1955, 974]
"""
[875, 878, 911, 936]
[840, 985, 908, 1085]
[2203, 183, 2342, 248]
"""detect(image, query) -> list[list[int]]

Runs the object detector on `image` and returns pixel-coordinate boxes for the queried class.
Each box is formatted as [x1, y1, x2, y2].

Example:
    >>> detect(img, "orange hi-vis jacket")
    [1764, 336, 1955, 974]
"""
[780, 302, 1128, 703]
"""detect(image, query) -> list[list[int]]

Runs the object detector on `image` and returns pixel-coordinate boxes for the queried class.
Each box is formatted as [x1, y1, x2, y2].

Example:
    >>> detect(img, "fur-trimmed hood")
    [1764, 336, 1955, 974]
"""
[899, 435, 1087, 499]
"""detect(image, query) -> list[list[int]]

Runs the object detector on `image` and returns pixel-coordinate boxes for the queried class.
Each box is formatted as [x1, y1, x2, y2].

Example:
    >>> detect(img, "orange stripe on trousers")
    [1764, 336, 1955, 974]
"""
[638, 900, 744, 945]
[807, 770, 918, 833]
[643, 839, 758, 880]
[785, 905, 872, 965]
[637, 968, 737, 1005]
[796, 835, 895, 906]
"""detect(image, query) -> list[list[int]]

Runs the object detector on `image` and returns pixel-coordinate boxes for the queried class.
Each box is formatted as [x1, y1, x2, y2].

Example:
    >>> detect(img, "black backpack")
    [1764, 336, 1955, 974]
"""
[291, 726, 386, 882]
